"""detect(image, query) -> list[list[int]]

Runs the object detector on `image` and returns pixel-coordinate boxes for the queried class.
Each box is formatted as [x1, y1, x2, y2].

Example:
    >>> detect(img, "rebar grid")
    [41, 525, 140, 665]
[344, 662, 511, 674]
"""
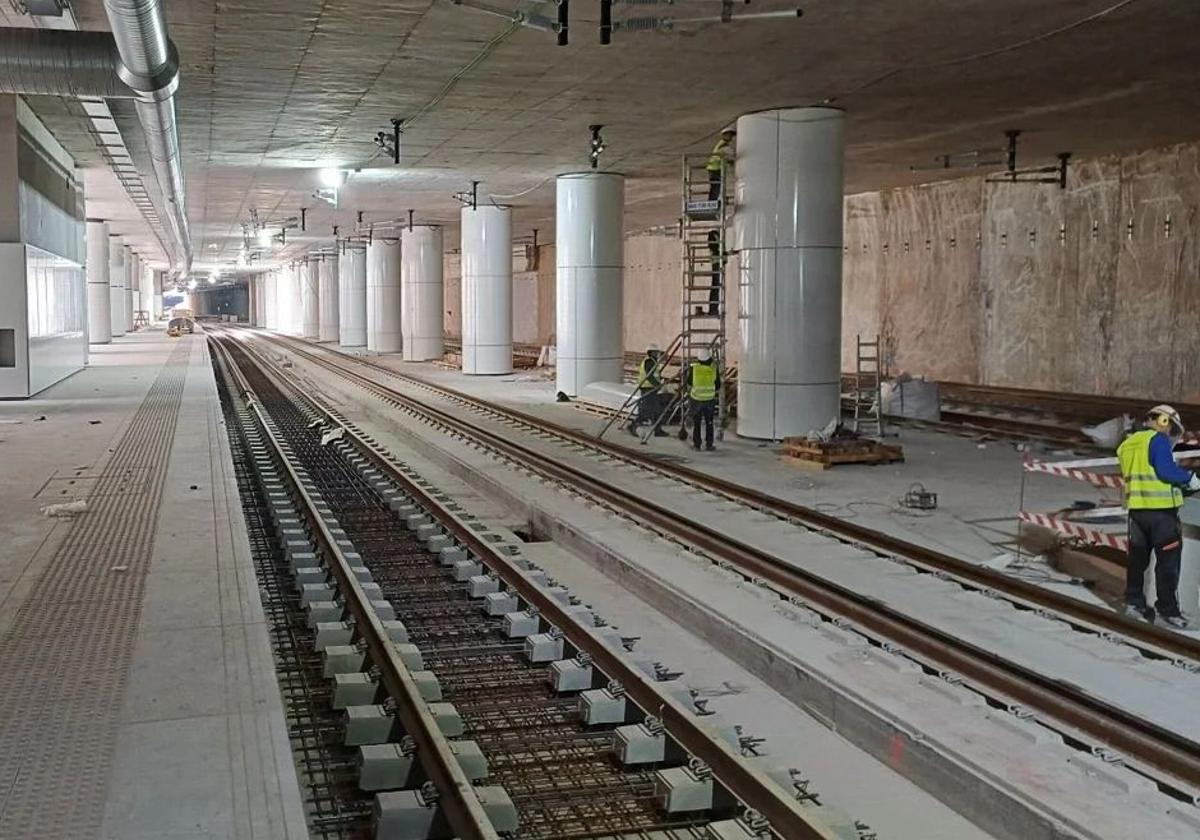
[224, 341, 724, 839]
[216, 362, 372, 840]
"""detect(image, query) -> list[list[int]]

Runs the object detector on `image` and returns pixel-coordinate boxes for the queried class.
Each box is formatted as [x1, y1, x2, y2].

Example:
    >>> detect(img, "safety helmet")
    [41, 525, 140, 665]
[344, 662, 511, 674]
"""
[1147, 404, 1184, 436]
[720, 128, 735, 138]
[646, 343, 660, 354]
[697, 347, 713, 363]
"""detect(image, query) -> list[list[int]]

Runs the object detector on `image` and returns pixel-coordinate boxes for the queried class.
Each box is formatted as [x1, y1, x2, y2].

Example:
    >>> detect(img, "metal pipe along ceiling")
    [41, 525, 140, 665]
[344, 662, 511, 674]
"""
[0, 5, 194, 281]
[102, 0, 192, 280]
[0, 30, 132, 99]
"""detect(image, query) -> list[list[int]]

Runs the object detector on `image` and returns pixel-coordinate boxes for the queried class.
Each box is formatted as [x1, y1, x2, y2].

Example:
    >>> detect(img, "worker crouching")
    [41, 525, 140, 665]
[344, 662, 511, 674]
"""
[630, 344, 668, 438]
[1117, 404, 1200, 628]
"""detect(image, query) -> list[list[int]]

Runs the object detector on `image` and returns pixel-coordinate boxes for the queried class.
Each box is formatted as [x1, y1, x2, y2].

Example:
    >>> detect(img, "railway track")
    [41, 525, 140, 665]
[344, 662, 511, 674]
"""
[210, 331, 852, 840]
[230, 327, 1200, 803]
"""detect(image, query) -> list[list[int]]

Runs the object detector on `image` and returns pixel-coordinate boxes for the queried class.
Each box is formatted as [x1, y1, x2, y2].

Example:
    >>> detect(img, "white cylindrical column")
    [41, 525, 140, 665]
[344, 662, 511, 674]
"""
[109, 236, 126, 336]
[86, 220, 112, 344]
[340, 245, 367, 346]
[264, 271, 277, 330]
[289, 264, 303, 334]
[555, 172, 624, 396]
[366, 238, 402, 353]
[734, 107, 844, 440]
[301, 259, 319, 338]
[460, 204, 512, 374]
[318, 252, 339, 342]
[152, 271, 163, 321]
[401, 225, 444, 361]
[124, 246, 135, 330]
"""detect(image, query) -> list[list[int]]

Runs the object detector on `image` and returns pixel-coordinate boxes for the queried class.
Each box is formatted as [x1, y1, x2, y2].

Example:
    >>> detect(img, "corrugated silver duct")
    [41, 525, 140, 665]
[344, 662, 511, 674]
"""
[0, 30, 132, 99]
[102, 0, 192, 279]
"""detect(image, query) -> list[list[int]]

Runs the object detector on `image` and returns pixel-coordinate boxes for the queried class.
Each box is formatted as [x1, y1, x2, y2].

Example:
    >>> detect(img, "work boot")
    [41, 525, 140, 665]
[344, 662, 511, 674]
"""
[653, 429, 668, 437]
[1160, 613, 1194, 630]
[1123, 604, 1153, 623]
[705, 443, 715, 451]
[627, 423, 638, 437]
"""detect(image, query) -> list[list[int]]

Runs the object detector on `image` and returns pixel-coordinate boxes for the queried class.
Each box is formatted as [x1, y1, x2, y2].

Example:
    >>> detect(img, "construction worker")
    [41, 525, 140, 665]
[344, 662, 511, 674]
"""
[630, 343, 667, 437]
[684, 347, 720, 451]
[706, 129, 735, 201]
[1116, 404, 1200, 627]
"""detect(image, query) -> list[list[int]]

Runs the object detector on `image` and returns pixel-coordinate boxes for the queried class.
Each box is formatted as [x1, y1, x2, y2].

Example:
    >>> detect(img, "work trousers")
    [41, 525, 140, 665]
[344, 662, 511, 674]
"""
[1126, 508, 1183, 617]
[708, 169, 721, 201]
[692, 400, 716, 449]
[633, 391, 662, 427]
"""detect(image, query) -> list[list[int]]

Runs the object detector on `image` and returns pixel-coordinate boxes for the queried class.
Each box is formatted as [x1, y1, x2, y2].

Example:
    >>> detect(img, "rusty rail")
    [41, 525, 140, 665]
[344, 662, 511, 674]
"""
[243, 329, 1200, 795]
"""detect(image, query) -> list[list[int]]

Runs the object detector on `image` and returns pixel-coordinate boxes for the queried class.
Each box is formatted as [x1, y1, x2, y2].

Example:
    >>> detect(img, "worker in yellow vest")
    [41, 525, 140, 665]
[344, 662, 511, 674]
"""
[630, 343, 667, 438]
[1116, 404, 1200, 627]
[684, 348, 720, 451]
[706, 129, 735, 201]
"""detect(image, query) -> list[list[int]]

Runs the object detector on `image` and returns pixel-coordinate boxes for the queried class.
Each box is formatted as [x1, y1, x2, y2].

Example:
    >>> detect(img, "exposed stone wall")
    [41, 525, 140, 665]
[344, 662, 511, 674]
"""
[847, 141, 1200, 401]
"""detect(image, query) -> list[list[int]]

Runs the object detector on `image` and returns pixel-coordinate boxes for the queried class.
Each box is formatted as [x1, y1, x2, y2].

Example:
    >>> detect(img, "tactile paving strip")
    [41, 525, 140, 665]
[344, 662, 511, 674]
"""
[0, 340, 190, 840]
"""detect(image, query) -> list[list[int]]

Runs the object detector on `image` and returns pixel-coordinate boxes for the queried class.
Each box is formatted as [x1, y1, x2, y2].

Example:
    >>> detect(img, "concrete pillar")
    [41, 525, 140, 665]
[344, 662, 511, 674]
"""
[247, 276, 258, 326]
[301, 259, 319, 339]
[109, 236, 126, 336]
[86, 220, 112, 344]
[152, 270, 163, 320]
[123, 246, 135, 331]
[339, 245, 367, 347]
[318, 251, 339, 342]
[461, 204, 512, 374]
[267, 270, 279, 330]
[734, 106, 844, 440]
[366, 237, 402, 353]
[289, 264, 304, 335]
[401, 225, 444, 361]
[555, 172, 624, 396]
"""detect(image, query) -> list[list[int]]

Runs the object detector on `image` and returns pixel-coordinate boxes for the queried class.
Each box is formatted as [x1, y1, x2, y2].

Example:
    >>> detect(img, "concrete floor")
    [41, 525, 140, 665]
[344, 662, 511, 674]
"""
[352, 350, 1116, 589]
[0, 330, 307, 840]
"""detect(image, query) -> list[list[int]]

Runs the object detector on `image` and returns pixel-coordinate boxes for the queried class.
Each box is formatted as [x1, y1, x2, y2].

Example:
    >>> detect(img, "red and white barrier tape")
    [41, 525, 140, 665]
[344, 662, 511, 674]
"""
[1018, 510, 1128, 551]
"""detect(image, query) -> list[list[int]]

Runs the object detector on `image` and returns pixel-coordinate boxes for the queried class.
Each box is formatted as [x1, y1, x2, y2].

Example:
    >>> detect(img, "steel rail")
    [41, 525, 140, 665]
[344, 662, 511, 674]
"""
[240, 329, 1200, 795]
[219, 329, 846, 840]
[256, 330, 1200, 668]
[210, 335, 503, 840]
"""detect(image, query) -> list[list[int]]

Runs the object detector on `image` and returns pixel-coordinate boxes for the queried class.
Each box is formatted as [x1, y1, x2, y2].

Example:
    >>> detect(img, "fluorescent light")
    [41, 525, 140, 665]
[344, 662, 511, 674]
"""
[319, 167, 347, 188]
[257, 228, 273, 247]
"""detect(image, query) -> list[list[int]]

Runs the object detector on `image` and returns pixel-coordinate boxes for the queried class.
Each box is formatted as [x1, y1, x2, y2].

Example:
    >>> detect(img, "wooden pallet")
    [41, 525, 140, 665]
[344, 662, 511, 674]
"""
[780, 437, 905, 470]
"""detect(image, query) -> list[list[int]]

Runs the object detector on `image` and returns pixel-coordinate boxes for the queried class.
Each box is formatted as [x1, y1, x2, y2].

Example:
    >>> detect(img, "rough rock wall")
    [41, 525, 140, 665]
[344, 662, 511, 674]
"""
[848, 140, 1200, 401]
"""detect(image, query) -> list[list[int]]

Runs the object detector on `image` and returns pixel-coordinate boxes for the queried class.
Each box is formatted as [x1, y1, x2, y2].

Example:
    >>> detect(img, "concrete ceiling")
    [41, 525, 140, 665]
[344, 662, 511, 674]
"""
[19, 0, 1200, 273]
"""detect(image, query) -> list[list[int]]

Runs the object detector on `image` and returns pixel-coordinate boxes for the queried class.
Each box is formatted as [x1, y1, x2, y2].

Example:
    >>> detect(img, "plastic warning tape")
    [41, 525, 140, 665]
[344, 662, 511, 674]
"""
[1023, 449, 1200, 489]
[1018, 510, 1128, 551]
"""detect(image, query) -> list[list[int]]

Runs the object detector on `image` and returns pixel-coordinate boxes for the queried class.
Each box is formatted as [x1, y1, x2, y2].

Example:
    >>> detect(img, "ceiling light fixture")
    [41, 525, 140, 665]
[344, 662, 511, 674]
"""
[257, 228, 274, 247]
[319, 168, 349, 189]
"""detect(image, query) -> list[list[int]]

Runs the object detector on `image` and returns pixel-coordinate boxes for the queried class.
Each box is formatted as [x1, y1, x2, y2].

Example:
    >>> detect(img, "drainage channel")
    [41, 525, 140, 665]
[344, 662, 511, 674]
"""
[211, 334, 864, 840]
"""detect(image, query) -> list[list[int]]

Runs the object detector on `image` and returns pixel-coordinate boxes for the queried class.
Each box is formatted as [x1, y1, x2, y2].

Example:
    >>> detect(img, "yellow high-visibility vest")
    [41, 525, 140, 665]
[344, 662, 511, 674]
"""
[689, 361, 717, 402]
[706, 137, 729, 172]
[1117, 429, 1184, 510]
[637, 357, 656, 391]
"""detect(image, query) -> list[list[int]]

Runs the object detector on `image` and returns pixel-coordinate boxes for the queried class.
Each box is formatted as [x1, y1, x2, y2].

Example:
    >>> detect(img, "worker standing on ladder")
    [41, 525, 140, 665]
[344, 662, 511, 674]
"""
[706, 129, 735, 201]
[1117, 404, 1200, 628]
[684, 347, 720, 451]
[630, 344, 668, 438]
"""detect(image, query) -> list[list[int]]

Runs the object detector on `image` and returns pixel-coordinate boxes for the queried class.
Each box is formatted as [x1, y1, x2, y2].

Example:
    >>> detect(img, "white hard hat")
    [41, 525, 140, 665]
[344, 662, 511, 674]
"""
[1148, 404, 1184, 435]
[646, 343, 660, 353]
[697, 347, 713, 363]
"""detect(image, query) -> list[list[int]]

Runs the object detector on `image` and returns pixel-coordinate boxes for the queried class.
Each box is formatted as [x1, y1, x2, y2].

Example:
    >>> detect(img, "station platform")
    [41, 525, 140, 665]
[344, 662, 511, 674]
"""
[0, 329, 307, 840]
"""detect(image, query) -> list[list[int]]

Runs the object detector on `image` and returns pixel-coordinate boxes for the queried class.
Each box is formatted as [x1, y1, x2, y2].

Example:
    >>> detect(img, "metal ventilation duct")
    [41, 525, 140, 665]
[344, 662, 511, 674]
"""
[0, 30, 131, 99]
[0, 0, 192, 279]
[102, 0, 192, 279]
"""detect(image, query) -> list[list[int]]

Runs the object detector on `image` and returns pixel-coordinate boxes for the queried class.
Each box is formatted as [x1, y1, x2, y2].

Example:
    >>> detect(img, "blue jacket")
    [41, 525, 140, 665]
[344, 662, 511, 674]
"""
[1147, 431, 1194, 486]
